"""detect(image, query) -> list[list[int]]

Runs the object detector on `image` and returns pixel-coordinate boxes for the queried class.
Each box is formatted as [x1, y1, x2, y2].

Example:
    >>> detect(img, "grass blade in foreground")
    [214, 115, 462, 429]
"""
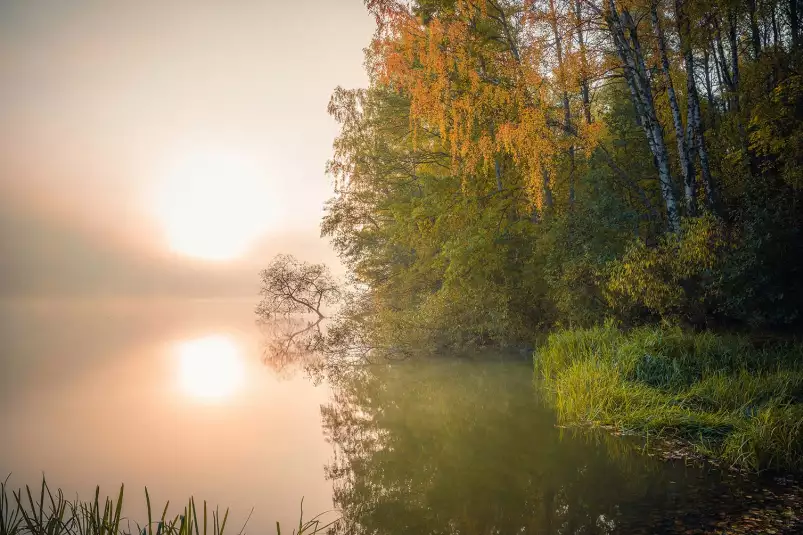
[1, 477, 337, 535]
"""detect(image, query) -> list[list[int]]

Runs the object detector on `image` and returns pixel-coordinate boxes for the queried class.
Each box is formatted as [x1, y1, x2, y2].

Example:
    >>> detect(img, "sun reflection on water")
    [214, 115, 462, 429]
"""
[175, 335, 245, 401]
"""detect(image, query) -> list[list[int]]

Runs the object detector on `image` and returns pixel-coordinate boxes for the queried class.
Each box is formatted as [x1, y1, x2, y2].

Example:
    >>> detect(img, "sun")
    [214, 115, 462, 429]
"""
[154, 148, 274, 260]
[176, 335, 245, 400]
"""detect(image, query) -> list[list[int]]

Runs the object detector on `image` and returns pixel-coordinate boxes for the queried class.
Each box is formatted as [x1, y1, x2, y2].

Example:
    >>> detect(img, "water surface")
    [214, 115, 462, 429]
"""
[2, 301, 798, 534]
[323, 362, 800, 534]
[0, 299, 333, 532]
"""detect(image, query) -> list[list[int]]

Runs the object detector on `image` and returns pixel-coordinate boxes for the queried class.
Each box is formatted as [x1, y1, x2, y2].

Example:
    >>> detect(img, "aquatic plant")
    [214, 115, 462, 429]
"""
[0, 477, 336, 535]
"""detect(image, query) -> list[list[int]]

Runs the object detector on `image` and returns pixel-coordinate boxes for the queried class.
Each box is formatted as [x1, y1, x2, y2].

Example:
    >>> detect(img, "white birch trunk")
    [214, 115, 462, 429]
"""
[607, 0, 680, 231]
[653, 4, 695, 216]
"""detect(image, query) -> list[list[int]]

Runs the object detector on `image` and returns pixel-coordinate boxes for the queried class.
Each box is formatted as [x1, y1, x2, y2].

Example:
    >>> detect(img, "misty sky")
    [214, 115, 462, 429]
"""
[0, 0, 373, 298]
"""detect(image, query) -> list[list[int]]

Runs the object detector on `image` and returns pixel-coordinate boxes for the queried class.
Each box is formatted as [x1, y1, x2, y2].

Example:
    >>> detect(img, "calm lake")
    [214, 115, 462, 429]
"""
[0, 300, 797, 534]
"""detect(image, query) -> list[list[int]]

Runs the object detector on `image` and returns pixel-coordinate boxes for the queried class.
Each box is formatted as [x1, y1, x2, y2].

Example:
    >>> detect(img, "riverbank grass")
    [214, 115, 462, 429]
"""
[535, 326, 803, 472]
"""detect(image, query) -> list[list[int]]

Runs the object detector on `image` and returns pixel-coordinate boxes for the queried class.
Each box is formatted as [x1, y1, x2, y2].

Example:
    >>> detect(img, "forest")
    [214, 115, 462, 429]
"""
[255, 0, 803, 472]
[319, 0, 803, 357]
[263, 0, 803, 474]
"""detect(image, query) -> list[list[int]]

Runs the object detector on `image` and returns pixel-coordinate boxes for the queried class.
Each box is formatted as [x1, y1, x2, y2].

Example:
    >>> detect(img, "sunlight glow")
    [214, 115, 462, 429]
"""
[154, 148, 275, 260]
[176, 335, 245, 400]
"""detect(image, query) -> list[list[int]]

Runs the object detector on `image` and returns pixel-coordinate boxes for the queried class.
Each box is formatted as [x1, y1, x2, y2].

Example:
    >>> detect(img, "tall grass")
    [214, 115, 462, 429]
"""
[534, 325, 803, 472]
[0, 477, 336, 535]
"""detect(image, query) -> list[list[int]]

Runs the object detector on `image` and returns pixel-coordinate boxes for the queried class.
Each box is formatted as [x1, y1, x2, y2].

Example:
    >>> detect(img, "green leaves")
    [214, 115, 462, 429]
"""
[605, 214, 727, 321]
[318, 0, 803, 360]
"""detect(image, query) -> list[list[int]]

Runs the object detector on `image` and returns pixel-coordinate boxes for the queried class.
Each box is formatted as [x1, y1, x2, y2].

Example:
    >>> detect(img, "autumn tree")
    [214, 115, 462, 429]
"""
[311, 0, 803, 362]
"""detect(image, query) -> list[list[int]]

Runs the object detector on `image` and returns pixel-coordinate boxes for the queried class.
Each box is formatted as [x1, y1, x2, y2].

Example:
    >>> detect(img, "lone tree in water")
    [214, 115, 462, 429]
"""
[256, 254, 340, 320]
[256, 254, 341, 372]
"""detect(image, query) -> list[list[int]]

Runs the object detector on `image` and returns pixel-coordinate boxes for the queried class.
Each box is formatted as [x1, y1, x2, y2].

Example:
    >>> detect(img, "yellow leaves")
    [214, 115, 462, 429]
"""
[495, 122, 513, 152]
[605, 214, 727, 316]
[577, 120, 605, 157]
[478, 133, 493, 171]
[527, 167, 545, 211]
[368, 1, 593, 206]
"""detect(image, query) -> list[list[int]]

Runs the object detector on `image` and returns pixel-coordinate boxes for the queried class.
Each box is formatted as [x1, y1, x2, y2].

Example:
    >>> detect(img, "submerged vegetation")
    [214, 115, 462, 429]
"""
[0, 478, 335, 535]
[536, 326, 803, 472]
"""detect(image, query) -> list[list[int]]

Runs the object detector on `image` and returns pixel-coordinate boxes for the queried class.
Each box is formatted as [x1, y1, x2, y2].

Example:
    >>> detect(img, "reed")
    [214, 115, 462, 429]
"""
[0, 477, 336, 535]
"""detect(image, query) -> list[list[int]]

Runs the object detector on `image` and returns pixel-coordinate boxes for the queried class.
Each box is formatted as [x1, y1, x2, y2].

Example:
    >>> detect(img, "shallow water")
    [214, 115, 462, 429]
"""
[323, 362, 801, 534]
[1, 300, 799, 534]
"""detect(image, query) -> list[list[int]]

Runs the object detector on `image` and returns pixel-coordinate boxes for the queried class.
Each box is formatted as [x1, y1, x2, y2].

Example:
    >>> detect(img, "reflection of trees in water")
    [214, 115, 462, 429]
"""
[321, 363, 637, 534]
[321, 363, 757, 535]
[256, 255, 385, 382]
[257, 311, 380, 383]
[258, 315, 324, 375]
[256, 254, 340, 378]
[254, 257, 779, 532]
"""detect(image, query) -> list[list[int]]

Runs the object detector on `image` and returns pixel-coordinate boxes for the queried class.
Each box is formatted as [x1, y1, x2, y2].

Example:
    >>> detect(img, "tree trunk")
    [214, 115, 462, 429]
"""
[792, 0, 800, 50]
[487, 101, 504, 194]
[490, 0, 521, 63]
[677, 0, 716, 213]
[607, 0, 680, 231]
[703, 49, 715, 109]
[728, 9, 741, 111]
[696, 120, 715, 210]
[713, 22, 735, 113]
[713, 30, 731, 88]
[721, 7, 756, 175]
[748, 0, 762, 58]
[771, 2, 779, 47]
[684, 48, 715, 211]
[575, 0, 592, 125]
[711, 34, 726, 113]
[542, 167, 554, 210]
[548, 0, 575, 207]
[653, 4, 695, 216]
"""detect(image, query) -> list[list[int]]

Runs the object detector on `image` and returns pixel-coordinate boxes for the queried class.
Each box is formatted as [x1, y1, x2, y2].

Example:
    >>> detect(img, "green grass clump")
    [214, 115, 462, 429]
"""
[534, 325, 803, 472]
[0, 477, 335, 535]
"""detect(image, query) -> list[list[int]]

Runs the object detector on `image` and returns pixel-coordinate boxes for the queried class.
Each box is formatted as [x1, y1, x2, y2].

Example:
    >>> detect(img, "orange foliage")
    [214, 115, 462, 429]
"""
[367, 0, 602, 211]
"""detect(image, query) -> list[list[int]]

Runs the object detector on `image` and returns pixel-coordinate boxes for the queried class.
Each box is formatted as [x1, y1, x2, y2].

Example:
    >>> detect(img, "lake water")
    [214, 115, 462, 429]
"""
[1, 300, 799, 534]
[0, 299, 334, 532]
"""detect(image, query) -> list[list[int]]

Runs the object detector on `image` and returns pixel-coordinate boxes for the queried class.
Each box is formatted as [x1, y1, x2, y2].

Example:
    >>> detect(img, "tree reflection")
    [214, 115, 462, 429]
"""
[321, 362, 752, 535]
[258, 316, 323, 375]
[257, 278, 389, 382]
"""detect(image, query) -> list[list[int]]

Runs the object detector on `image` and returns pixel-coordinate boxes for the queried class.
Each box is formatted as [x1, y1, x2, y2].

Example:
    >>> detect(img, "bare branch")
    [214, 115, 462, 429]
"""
[256, 254, 341, 320]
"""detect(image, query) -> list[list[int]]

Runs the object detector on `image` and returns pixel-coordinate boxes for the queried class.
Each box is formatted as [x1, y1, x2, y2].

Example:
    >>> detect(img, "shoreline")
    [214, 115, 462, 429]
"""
[552, 421, 803, 533]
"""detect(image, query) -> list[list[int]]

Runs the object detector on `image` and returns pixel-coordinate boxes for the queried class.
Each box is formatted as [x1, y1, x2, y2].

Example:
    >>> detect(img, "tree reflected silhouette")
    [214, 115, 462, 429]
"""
[258, 316, 323, 375]
[321, 362, 770, 535]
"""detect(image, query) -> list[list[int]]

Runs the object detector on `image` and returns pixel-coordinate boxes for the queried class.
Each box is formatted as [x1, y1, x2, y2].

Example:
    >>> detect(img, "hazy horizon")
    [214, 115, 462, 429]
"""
[0, 0, 373, 298]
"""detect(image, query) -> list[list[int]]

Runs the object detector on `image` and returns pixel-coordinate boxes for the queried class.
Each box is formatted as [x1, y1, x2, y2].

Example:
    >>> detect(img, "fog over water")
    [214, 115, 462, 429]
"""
[0, 299, 334, 532]
[0, 1, 372, 526]
[0, 0, 372, 298]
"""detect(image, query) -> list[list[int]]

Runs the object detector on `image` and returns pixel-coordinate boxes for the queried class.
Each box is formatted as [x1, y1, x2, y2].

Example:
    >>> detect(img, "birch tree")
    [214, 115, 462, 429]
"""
[602, 0, 681, 231]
